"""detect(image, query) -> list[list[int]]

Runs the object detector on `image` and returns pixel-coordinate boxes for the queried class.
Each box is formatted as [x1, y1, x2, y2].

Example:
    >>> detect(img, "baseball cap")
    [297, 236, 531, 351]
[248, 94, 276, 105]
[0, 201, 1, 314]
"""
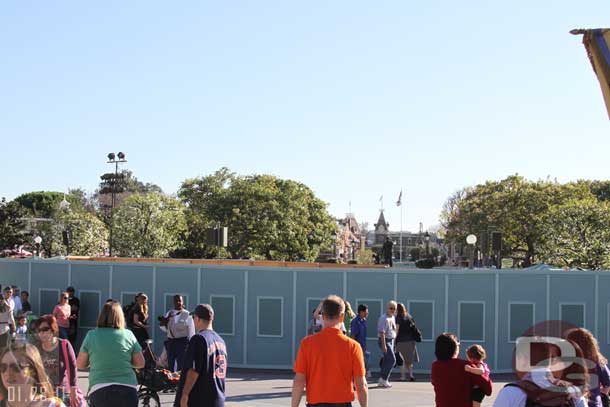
[190, 304, 214, 321]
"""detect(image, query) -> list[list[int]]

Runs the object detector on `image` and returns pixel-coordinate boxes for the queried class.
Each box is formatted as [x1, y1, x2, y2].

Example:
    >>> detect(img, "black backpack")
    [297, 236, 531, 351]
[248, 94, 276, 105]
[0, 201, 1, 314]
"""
[504, 381, 576, 407]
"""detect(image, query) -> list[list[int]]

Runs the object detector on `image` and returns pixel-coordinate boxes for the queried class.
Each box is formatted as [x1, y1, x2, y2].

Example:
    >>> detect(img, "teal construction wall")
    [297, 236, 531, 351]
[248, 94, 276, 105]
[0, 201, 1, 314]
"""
[0, 259, 606, 373]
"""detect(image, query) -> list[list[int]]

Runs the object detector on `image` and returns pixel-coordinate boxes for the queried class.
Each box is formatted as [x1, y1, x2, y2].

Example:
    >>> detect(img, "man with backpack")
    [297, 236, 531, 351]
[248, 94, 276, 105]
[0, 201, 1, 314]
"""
[160, 295, 195, 372]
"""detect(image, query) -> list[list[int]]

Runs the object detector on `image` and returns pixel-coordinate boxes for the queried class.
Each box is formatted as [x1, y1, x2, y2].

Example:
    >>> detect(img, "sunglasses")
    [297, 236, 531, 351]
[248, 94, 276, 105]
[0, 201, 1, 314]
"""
[62, 297, 69, 299]
[0, 362, 32, 374]
[38, 327, 51, 333]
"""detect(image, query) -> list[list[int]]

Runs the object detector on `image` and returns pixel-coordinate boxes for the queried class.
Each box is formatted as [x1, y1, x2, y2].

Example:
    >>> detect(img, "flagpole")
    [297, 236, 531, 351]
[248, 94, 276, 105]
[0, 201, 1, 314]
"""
[400, 201, 403, 264]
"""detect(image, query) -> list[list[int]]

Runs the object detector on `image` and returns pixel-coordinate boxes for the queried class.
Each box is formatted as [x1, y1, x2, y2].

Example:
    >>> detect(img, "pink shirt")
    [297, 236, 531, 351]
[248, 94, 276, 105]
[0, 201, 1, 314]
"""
[53, 303, 71, 328]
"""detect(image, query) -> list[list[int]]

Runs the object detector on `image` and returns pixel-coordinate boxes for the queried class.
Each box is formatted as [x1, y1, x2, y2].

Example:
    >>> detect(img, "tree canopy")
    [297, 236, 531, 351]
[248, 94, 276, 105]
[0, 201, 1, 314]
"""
[14, 191, 77, 219]
[0, 198, 28, 250]
[112, 193, 186, 258]
[441, 175, 609, 268]
[178, 168, 337, 261]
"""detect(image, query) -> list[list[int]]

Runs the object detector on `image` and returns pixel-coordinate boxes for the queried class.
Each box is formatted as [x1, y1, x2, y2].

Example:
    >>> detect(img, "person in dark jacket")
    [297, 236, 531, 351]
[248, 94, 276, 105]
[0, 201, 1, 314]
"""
[395, 303, 420, 381]
[66, 287, 80, 348]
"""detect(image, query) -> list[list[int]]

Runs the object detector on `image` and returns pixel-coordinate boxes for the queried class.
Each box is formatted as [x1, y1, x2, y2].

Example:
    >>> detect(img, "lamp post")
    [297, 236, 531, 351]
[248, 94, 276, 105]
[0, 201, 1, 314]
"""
[424, 231, 430, 256]
[466, 234, 477, 269]
[59, 195, 72, 256]
[107, 152, 127, 257]
[34, 236, 42, 258]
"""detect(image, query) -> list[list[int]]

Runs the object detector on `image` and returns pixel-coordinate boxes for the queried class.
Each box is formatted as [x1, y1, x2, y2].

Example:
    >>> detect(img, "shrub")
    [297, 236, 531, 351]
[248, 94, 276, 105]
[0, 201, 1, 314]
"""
[415, 258, 435, 269]
[410, 247, 421, 261]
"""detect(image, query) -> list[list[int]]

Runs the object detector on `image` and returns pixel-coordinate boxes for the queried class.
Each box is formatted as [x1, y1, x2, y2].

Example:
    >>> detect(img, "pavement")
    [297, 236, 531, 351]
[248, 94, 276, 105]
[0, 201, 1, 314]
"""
[76, 370, 511, 406]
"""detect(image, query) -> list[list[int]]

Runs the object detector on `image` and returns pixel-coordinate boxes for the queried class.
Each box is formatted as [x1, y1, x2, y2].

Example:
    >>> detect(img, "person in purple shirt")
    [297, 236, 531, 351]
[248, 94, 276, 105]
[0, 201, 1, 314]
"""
[566, 328, 610, 407]
[351, 304, 370, 377]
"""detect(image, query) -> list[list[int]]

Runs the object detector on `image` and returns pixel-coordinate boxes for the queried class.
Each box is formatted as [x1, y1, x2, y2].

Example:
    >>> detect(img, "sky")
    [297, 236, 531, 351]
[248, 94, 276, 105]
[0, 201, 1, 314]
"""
[1, 1, 609, 232]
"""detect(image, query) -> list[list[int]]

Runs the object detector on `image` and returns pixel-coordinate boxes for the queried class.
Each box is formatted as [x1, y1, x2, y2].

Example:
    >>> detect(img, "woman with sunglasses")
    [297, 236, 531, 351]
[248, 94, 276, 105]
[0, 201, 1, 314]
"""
[52, 294, 71, 340]
[33, 316, 79, 407]
[0, 344, 66, 406]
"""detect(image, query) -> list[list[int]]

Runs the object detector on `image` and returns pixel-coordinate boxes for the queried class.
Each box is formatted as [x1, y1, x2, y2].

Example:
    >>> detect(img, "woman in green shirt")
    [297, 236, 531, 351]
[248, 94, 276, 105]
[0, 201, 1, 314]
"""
[76, 301, 145, 407]
[343, 300, 356, 336]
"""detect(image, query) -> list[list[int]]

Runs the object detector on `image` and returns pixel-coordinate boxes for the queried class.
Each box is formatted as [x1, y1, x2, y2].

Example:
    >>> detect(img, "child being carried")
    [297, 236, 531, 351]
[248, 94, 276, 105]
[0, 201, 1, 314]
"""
[464, 345, 490, 407]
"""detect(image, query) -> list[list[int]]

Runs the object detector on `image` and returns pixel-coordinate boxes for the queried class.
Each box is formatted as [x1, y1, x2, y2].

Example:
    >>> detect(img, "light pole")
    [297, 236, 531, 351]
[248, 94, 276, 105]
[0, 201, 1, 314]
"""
[34, 236, 42, 258]
[424, 231, 430, 256]
[107, 152, 127, 257]
[59, 195, 72, 256]
[466, 234, 477, 269]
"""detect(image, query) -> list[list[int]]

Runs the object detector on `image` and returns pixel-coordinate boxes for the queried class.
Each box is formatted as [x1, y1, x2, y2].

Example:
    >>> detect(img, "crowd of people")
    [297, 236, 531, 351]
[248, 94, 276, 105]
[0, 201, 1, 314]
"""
[4, 283, 610, 407]
[296, 294, 610, 407]
[307, 297, 422, 389]
[0, 285, 227, 407]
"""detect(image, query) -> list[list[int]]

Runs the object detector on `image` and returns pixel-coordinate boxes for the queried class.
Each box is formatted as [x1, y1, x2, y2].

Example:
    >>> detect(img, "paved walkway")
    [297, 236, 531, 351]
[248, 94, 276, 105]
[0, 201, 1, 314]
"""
[77, 370, 509, 406]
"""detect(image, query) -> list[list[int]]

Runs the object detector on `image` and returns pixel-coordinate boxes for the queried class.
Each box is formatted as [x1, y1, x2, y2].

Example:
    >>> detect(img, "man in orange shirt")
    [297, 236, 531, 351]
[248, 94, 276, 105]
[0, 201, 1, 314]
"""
[291, 294, 368, 407]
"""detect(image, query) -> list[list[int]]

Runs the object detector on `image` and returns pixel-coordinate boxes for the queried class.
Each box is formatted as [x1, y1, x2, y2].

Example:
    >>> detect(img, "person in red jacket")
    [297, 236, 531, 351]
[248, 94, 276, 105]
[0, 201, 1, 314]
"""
[431, 332, 493, 407]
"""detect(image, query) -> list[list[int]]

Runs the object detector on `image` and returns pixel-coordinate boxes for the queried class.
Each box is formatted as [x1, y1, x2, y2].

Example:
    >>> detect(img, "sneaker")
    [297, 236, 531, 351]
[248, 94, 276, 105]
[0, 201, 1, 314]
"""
[377, 379, 392, 388]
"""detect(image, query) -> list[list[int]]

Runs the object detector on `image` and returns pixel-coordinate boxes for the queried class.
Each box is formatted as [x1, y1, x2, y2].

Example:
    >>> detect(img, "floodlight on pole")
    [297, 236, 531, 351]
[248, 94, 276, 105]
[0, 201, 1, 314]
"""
[106, 152, 128, 257]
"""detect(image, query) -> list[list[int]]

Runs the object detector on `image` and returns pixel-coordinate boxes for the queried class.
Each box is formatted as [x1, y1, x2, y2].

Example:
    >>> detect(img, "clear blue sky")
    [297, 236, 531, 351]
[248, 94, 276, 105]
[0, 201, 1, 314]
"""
[1, 1, 609, 232]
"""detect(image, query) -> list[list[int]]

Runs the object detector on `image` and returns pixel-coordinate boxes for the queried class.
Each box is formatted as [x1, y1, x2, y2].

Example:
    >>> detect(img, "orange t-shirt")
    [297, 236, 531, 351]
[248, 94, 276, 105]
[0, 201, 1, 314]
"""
[293, 327, 365, 404]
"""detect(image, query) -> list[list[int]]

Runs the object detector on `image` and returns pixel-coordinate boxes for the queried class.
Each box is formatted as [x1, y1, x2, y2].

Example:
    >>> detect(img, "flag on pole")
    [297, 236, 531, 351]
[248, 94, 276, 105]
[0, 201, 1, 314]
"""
[573, 28, 610, 119]
[379, 195, 383, 202]
[396, 190, 402, 207]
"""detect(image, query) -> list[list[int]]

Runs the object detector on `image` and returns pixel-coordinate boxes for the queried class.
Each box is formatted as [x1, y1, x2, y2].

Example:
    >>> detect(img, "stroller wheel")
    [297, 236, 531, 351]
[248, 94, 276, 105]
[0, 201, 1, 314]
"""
[137, 388, 161, 407]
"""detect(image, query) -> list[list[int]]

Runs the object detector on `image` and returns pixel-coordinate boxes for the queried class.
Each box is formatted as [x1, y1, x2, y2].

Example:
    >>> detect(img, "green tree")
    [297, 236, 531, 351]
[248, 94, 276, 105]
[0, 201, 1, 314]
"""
[58, 210, 109, 256]
[538, 199, 610, 269]
[176, 168, 235, 258]
[0, 198, 28, 250]
[356, 248, 374, 264]
[96, 170, 164, 220]
[66, 188, 97, 214]
[177, 169, 337, 261]
[14, 191, 72, 219]
[441, 176, 593, 266]
[98, 170, 163, 195]
[410, 247, 421, 261]
[112, 193, 186, 258]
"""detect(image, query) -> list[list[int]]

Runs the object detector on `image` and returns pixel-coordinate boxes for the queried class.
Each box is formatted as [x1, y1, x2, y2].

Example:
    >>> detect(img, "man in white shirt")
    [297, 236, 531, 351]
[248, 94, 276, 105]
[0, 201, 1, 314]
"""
[0, 287, 15, 349]
[377, 300, 397, 388]
[11, 286, 22, 317]
[160, 295, 195, 372]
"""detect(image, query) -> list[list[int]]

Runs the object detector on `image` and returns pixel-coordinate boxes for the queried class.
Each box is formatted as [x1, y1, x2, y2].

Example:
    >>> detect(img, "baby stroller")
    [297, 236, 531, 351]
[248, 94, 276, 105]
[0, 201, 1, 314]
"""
[136, 340, 180, 407]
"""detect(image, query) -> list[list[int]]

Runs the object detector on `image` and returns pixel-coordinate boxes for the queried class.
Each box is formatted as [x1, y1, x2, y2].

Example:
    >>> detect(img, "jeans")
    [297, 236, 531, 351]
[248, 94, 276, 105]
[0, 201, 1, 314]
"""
[89, 385, 138, 407]
[166, 337, 188, 372]
[59, 326, 69, 340]
[0, 332, 9, 350]
[363, 350, 371, 371]
[379, 338, 396, 381]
